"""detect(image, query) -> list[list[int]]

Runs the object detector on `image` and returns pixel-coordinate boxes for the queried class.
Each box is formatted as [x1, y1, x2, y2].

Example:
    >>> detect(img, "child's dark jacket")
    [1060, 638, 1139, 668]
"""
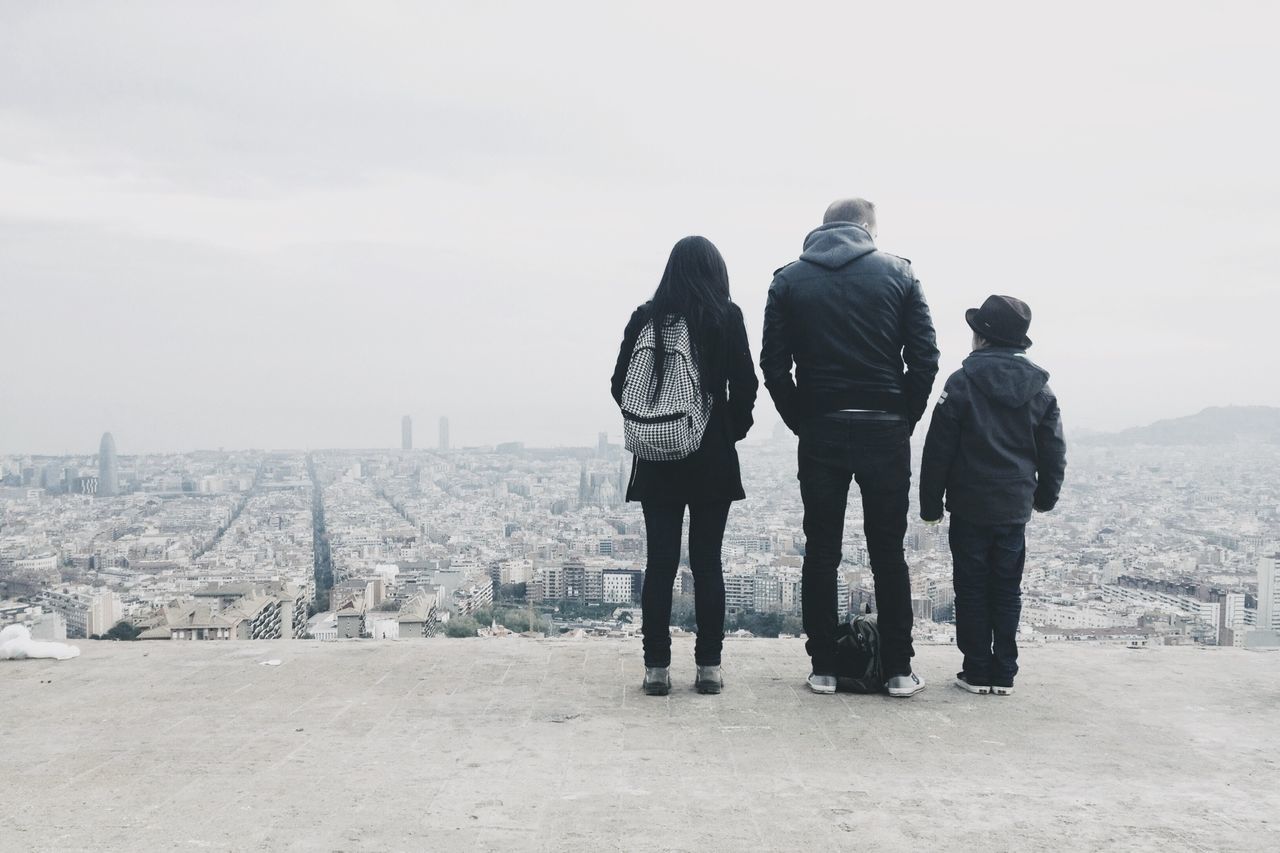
[920, 348, 1066, 525]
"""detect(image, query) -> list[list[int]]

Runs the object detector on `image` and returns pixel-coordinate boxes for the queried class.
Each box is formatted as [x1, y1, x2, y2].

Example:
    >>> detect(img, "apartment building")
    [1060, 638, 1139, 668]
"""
[42, 586, 123, 638]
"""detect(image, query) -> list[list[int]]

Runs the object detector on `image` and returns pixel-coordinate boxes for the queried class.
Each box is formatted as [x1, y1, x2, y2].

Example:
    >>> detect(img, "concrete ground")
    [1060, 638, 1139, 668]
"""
[2, 638, 1277, 852]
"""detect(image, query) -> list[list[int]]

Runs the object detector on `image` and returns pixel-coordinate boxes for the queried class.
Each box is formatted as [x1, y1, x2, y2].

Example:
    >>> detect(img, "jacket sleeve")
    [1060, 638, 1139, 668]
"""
[760, 275, 801, 432]
[919, 376, 961, 521]
[1033, 391, 1067, 512]
[726, 304, 758, 442]
[900, 275, 941, 431]
[611, 307, 647, 406]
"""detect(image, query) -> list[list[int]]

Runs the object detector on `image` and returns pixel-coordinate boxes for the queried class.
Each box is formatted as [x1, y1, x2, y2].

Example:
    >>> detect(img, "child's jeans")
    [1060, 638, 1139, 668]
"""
[949, 517, 1026, 685]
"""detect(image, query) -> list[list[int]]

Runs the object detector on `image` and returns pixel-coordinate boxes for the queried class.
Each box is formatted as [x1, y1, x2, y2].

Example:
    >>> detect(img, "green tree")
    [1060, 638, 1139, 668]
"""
[495, 582, 527, 602]
[495, 608, 548, 633]
[670, 598, 698, 630]
[103, 621, 142, 641]
[496, 608, 529, 632]
[554, 600, 618, 620]
[724, 612, 791, 637]
[444, 616, 480, 638]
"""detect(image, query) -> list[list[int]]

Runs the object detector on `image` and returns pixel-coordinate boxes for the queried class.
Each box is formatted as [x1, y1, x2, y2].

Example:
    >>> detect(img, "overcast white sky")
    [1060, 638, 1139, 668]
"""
[2, 1, 1277, 454]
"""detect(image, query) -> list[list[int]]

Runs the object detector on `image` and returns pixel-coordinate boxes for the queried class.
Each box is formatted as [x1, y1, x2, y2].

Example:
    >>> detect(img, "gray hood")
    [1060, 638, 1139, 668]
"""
[963, 349, 1049, 408]
[799, 223, 878, 270]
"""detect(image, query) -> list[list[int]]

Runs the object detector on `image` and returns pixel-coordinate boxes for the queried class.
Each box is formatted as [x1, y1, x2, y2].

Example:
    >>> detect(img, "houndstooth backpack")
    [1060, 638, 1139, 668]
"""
[620, 316, 711, 461]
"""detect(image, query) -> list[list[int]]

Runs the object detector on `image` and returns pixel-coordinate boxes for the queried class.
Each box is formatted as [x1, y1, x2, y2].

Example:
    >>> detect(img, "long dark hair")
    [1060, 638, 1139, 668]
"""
[647, 235, 732, 404]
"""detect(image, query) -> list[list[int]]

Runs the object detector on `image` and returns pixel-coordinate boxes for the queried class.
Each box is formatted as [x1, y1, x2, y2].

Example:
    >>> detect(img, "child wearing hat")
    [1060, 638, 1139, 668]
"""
[919, 295, 1066, 695]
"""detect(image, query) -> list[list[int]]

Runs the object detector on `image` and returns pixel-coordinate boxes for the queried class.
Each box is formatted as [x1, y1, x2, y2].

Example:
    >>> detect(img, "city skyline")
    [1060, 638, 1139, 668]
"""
[5, 432, 1275, 649]
[6, 403, 1278, 458]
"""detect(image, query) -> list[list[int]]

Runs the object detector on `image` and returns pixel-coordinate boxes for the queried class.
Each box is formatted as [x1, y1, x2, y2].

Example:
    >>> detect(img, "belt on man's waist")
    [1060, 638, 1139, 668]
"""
[824, 410, 906, 423]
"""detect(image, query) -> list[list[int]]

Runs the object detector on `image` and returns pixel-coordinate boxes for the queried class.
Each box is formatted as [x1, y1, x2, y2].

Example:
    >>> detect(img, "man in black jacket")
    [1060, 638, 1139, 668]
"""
[761, 198, 939, 698]
[920, 295, 1066, 696]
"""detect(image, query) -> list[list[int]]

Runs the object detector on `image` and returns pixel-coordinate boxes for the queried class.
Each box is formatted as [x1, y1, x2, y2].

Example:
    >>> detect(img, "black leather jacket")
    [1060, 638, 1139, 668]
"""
[760, 223, 939, 432]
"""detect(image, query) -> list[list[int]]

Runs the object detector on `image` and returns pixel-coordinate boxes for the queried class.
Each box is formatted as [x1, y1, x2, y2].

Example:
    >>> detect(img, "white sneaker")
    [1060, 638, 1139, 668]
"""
[807, 673, 837, 694]
[955, 672, 991, 695]
[887, 672, 926, 698]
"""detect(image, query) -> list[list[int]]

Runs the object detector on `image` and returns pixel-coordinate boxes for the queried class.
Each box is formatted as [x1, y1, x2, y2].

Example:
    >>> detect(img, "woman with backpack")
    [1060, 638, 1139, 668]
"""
[610, 235, 758, 696]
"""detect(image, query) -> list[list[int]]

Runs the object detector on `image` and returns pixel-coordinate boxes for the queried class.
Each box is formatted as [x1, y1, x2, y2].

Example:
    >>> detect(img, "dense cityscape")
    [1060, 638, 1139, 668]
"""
[3, 414, 1279, 651]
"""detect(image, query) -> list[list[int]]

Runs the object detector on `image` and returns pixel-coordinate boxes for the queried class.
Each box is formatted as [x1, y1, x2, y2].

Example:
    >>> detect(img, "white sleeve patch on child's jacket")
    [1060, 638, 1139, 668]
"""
[937, 391, 948, 405]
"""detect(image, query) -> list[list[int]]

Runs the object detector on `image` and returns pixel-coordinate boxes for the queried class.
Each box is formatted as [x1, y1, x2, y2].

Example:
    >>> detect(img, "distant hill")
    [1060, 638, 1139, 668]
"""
[1086, 406, 1280, 446]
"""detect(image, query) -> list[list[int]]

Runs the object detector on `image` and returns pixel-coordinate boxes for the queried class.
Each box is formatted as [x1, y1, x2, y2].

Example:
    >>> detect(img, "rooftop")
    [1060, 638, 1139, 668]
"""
[4, 639, 1278, 852]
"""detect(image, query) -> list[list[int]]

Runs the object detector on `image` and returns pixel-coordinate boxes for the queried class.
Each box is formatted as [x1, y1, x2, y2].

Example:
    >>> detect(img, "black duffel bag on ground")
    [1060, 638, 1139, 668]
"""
[833, 613, 884, 694]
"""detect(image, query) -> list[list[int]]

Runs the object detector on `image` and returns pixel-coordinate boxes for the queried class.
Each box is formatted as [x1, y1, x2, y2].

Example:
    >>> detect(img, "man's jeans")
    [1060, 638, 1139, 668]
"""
[640, 501, 731, 667]
[948, 517, 1026, 685]
[798, 414, 915, 677]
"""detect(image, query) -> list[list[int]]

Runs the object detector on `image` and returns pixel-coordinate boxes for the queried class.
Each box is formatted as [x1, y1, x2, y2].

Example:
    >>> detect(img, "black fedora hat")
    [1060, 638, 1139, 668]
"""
[966, 295, 1033, 349]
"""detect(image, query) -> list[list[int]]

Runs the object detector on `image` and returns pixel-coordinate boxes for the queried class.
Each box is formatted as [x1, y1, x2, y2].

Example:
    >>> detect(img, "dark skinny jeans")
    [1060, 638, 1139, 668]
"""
[798, 414, 916, 677]
[949, 517, 1026, 686]
[640, 501, 731, 667]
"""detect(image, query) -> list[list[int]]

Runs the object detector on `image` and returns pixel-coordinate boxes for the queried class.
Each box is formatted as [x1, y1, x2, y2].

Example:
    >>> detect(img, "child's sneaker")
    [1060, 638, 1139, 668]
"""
[954, 671, 991, 695]
[991, 679, 1015, 696]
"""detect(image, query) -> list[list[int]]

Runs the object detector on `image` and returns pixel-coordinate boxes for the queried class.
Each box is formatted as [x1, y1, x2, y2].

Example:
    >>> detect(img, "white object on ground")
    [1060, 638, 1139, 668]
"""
[0, 624, 81, 661]
[260, 659, 282, 666]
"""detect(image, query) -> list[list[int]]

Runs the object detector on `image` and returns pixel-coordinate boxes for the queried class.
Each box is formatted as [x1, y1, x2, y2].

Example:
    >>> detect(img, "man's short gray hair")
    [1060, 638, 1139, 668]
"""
[823, 198, 877, 230]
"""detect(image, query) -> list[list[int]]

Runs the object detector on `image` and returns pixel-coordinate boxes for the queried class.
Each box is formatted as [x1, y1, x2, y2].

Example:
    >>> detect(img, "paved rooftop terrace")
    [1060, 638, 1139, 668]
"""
[2, 638, 1278, 852]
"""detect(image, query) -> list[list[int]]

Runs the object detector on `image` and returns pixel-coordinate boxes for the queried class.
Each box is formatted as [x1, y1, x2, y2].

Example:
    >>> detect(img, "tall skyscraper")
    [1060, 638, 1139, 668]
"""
[401, 415, 413, 451]
[98, 432, 119, 497]
[1258, 554, 1280, 632]
[439, 416, 450, 451]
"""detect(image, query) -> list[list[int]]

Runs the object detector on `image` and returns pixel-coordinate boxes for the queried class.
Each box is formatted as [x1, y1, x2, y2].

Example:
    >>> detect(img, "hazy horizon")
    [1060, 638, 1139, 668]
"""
[7, 404, 1279, 459]
[3, 2, 1278, 455]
